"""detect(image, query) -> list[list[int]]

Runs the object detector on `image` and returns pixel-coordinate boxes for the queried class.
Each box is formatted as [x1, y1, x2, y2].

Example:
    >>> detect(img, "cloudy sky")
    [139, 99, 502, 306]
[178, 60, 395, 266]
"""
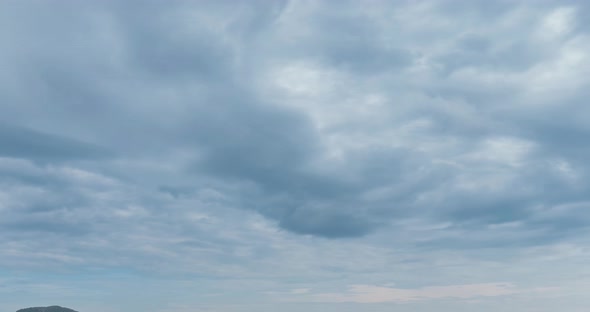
[1, 0, 590, 311]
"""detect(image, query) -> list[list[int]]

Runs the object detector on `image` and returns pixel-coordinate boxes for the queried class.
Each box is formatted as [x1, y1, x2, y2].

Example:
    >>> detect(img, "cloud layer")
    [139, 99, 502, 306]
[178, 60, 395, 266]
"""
[1, 1, 590, 312]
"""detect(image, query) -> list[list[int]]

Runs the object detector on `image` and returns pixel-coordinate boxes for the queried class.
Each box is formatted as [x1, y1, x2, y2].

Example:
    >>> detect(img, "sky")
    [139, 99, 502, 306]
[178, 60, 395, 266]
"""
[1, 0, 590, 311]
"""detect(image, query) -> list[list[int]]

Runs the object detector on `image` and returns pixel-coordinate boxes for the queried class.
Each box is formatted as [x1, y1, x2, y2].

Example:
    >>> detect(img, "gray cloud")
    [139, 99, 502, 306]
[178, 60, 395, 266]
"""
[0, 124, 109, 161]
[0, 1, 589, 291]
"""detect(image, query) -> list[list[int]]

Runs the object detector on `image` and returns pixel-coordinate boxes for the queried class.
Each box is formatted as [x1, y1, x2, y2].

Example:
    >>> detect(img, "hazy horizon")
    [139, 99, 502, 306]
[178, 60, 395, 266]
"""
[1, 1, 590, 311]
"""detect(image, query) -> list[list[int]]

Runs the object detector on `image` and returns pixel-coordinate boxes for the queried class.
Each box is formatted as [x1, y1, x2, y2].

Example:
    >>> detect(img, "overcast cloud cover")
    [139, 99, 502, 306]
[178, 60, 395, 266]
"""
[1, 0, 590, 311]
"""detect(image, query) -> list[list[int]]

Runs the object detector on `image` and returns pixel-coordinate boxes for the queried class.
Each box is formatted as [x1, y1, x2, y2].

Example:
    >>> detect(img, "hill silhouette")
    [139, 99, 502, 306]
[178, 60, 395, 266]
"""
[16, 306, 77, 312]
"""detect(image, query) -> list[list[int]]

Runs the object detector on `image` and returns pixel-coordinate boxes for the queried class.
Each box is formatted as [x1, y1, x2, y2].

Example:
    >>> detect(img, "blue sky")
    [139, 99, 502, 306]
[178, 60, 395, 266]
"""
[1, 0, 590, 311]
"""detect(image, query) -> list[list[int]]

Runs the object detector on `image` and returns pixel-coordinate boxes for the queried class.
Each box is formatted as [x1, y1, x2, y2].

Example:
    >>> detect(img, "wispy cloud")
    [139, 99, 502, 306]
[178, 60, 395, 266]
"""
[312, 283, 526, 303]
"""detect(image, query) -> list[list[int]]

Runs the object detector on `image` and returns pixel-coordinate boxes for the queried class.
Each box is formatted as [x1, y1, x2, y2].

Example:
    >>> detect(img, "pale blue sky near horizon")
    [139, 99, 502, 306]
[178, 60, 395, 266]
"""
[1, 0, 590, 311]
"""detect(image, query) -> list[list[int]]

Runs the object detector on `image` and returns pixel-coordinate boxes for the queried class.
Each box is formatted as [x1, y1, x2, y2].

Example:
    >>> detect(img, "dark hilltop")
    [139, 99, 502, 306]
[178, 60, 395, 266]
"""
[17, 306, 77, 312]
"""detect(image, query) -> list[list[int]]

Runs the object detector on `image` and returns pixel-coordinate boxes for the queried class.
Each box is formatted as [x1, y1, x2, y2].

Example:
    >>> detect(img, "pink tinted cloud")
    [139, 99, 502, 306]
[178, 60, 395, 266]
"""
[313, 283, 522, 303]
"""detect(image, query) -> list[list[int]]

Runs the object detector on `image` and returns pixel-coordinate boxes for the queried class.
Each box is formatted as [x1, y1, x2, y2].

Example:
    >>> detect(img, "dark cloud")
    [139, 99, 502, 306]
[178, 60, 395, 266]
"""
[0, 124, 109, 161]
